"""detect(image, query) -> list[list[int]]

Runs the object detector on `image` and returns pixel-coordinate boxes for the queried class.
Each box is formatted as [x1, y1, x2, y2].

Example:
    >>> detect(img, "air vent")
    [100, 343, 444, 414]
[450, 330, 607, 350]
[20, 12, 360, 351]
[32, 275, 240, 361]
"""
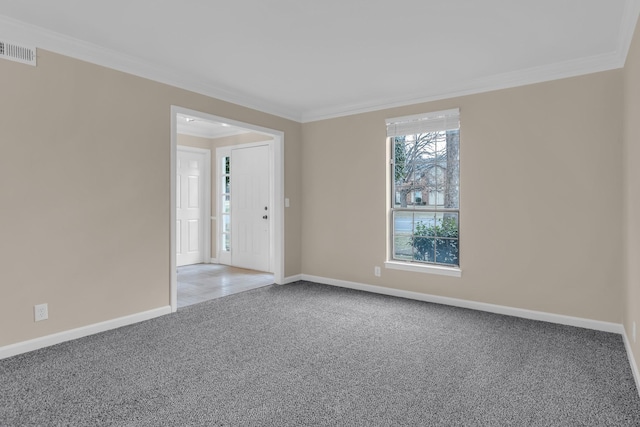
[0, 41, 36, 66]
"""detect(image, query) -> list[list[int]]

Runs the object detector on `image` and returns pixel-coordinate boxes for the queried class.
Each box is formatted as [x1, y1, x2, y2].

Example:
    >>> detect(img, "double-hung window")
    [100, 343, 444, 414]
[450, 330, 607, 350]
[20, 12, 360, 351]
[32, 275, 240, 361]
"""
[387, 108, 460, 270]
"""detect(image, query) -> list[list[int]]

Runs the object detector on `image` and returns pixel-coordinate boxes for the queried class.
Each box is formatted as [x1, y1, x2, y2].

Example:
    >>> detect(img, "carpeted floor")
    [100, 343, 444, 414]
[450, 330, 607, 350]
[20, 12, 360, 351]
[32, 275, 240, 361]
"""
[1, 281, 640, 426]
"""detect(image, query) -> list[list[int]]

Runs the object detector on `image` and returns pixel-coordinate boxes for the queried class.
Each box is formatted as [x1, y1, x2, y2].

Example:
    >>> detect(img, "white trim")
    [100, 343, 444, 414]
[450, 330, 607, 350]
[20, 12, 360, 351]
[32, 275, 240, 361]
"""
[210, 258, 219, 264]
[176, 145, 212, 265]
[2, 6, 639, 125]
[0, 15, 302, 122]
[170, 106, 285, 311]
[301, 51, 624, 122]
[170, 112, 178, 311]
[619, 0, 640, 68]
[216, 146, 232, 267]
[300, 274, 624, 334]
[273, 137, 285, 285]
[623, 326, 640, 398]
[0, 306, 171, 360]
[282, 274, 303, 284]
[385, 261, 462, 278]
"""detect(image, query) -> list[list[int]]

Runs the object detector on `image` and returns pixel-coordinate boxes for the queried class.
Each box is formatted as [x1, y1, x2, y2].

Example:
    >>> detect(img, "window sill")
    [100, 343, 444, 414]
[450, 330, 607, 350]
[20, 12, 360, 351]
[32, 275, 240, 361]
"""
[384, 261, 462, 278]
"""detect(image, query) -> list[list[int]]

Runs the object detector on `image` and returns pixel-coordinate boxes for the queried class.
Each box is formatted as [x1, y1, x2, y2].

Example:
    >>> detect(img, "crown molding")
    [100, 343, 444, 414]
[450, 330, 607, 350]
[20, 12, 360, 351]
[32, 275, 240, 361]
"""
[301, 0, 640, 122]
[619, 0, 640, 67]
[300, 50, 624, 123]
[0, 14, 303, 122]
[1, 1, 639, 125]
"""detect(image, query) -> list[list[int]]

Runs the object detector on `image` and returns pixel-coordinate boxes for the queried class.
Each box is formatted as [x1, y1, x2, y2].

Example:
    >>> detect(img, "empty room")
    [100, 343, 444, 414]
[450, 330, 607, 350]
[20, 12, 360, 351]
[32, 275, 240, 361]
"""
[2, 1, 640, 425]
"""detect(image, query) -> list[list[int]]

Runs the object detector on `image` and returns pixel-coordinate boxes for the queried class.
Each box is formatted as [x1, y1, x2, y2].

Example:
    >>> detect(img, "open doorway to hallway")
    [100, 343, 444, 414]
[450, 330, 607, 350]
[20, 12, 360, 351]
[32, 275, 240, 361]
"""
[171, 106, 285, 311]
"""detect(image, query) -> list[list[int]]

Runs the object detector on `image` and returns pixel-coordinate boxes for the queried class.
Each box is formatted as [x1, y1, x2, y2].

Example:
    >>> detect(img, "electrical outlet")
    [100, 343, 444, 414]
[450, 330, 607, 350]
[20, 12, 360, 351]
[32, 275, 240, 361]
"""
[34, 303, 48, 322]
[633, 321, 637, 343]
[374, 266, 381, 277]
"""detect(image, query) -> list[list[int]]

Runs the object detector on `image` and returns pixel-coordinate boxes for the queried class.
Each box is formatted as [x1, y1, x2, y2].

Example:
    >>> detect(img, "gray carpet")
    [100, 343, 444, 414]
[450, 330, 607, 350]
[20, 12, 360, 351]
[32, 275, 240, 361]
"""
[1, 281, 640, 426]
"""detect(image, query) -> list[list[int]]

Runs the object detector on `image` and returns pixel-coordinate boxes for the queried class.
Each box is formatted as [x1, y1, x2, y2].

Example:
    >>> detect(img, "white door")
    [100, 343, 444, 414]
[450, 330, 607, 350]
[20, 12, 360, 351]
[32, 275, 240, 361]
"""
[231, 145, 271, 272]
[177, 149, 205, 266]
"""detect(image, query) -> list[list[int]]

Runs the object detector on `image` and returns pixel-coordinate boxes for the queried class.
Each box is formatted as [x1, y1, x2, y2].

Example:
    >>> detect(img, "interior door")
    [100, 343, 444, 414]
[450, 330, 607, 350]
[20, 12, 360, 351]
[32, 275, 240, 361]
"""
[177, 149, 205, 266]
[231, 145, 271, 272]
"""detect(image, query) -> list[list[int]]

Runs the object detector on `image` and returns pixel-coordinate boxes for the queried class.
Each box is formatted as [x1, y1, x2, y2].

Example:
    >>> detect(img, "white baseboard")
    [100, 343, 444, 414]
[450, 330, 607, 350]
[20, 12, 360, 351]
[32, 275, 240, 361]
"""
[301, 274, 624, 334]
[210, 258, 218, 264]
[623, 326, 640, 397]
[0, 305, 171, 360]
[3, 274, 632, 389]
[281, 274, 302, 285]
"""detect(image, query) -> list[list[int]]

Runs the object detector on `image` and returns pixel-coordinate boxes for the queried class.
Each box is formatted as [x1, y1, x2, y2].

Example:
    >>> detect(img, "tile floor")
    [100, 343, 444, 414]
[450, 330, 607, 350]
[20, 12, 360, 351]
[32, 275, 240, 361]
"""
[177, 264, 274, 308]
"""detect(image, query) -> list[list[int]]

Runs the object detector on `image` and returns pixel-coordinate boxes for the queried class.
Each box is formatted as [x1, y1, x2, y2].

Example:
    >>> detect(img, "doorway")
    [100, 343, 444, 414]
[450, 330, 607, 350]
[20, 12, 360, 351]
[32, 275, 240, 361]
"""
[217, 143, 273, 272]
[170, 106, 285, 312]
[176, 146, 211, 267]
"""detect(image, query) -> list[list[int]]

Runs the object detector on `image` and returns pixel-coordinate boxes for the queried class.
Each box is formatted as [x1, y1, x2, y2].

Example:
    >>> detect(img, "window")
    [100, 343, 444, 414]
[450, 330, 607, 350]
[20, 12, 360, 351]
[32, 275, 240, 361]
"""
[387, 108, 460, 268]
[221, 155, 231, 252]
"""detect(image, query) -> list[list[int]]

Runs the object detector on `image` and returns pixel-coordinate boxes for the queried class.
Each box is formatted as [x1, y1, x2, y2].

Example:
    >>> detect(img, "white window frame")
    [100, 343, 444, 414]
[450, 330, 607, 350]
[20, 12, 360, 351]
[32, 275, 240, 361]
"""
[385, 108, 462, 278]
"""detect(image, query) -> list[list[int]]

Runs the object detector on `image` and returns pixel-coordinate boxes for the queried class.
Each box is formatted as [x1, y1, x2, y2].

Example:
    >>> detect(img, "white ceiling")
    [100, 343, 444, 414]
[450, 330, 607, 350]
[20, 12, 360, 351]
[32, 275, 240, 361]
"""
[0, 1, 638, 122]
[176, 114, 250, 139]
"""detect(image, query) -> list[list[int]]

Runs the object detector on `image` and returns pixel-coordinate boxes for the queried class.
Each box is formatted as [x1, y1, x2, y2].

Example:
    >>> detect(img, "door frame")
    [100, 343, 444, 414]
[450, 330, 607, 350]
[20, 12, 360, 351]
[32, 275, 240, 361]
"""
[176, 145, 211, 266]
[170, 106, 285, 312]
[216, 141, 274, 270]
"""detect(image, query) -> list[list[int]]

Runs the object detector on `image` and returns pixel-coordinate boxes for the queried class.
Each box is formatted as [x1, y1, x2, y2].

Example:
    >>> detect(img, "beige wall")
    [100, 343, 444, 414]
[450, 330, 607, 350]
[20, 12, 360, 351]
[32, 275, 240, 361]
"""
[0, 50, 302, 347]
[178, 133, 212, 150]
[177, 132, 275, 259]
[624, 16, 640, 375]
[0, 37, 636, 351]
[302, 70, 624, 323]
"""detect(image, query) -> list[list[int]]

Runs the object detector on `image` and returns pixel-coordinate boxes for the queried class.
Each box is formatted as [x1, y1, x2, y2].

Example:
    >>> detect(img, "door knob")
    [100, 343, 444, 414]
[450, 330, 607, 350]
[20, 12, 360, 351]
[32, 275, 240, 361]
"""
[263, 215, 268, 219]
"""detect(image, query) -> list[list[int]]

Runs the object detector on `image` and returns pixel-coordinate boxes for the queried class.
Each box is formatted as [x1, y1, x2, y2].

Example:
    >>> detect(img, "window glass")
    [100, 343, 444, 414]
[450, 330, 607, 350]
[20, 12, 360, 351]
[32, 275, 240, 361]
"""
[388, 109, 460, 267]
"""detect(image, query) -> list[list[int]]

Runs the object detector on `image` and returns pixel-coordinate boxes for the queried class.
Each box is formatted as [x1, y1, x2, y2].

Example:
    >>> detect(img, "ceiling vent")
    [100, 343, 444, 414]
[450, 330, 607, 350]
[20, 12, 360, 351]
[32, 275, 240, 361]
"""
[0, 41, 36, 66]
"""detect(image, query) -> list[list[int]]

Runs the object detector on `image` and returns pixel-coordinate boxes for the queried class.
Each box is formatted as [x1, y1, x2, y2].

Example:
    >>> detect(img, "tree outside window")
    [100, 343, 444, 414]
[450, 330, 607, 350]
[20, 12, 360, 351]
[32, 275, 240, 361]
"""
[388, 109, 460, 266]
